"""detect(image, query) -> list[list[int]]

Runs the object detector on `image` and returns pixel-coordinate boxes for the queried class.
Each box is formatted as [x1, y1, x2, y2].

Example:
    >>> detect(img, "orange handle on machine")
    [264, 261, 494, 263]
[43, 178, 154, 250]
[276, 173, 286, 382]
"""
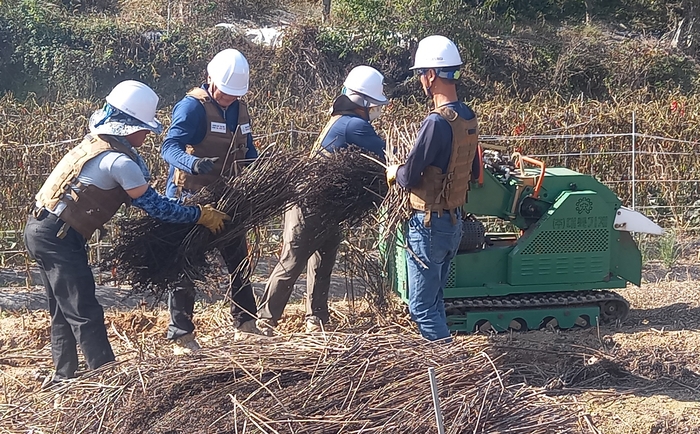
[511, 153, 546, 199]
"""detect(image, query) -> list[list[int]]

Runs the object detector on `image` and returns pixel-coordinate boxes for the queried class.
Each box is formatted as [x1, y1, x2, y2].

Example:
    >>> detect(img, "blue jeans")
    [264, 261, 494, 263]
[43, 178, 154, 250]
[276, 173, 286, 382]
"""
[405, 211, 463, 341]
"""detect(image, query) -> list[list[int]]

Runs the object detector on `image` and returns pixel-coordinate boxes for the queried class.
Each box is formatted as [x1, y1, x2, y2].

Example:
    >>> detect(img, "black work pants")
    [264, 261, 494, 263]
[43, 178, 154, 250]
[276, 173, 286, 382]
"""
[167, 236, 256, 339]
[24, 214, 115, 380]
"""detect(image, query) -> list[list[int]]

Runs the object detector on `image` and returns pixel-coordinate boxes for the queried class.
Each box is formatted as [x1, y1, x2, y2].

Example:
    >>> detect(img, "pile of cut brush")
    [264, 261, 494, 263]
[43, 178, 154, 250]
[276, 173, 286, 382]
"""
[9, 333, 581, 433]
[103, 145, 386, 295]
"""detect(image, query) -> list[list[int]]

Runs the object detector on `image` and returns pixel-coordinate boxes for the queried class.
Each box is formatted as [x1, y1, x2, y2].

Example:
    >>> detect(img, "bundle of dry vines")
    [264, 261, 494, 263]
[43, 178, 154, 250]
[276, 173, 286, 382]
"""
[8, 333, 581, 433]
[103, 145, 386, 294]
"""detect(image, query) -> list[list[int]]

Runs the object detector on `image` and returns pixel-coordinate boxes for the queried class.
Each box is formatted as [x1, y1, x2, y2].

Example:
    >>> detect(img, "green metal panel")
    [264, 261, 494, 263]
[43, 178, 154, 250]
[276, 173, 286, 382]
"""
[394, 241, 408, 300]
[463, 172, 515, 220]
[509, 190, 613, 285]
[534, 168, 620, 204]
[448, 247, 511, 288]
[385, 227, 408, 301]
[610, 231, 642, 286]
[464, 168, 620, 226]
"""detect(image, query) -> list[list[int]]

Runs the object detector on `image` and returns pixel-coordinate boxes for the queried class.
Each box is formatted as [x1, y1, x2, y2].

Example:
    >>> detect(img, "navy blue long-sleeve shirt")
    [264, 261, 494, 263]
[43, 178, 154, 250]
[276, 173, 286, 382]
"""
[396, 101, 480, 189]
[161, 85, 258, 198]
[318, 114, 386, 160]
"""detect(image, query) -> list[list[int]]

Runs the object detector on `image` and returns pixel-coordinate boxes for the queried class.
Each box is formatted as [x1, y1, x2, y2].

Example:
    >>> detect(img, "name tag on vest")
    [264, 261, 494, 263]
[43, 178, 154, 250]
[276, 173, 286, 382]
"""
[240, 123, 251, 134]
[210, 122, 227, 133]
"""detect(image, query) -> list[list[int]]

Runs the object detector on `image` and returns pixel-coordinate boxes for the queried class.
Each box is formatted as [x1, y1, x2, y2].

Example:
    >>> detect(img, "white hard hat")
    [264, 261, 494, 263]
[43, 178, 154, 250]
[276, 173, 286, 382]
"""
[342, 65, 388, 107]
[105, 80, 161, 131]
[411, 35, 462, 70]
[207, 49, 250, 96]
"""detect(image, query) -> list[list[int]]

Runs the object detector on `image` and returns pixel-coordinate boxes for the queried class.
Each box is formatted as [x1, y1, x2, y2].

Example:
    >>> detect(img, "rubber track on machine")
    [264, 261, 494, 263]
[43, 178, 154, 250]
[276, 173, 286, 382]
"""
[444, 290, 630, 321]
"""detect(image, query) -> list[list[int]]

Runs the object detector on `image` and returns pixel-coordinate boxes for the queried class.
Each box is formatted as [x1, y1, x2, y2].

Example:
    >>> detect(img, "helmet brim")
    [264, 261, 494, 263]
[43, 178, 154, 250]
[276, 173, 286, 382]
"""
[410, 63, 463, 70]
[216, 82, 248, 97]
[89, 108, 163, 136]
[366, 94, 389, 106]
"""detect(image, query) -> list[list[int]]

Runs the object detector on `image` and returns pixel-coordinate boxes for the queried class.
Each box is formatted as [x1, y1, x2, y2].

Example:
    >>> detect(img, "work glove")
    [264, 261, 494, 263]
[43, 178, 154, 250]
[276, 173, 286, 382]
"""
[196, 204, 230, 234]
[192, 157, 219, 175]
[386, 164, 400, 185]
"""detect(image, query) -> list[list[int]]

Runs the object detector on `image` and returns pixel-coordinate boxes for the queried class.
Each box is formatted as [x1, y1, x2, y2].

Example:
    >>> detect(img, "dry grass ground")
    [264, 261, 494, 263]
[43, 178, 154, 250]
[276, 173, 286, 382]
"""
[1, 260, 699, 433]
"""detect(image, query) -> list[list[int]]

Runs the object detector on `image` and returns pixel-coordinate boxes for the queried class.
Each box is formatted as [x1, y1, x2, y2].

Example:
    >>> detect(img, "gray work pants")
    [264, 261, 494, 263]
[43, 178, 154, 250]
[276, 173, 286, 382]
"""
[257, 205, 341, 324]
[24, 213, 115, 380]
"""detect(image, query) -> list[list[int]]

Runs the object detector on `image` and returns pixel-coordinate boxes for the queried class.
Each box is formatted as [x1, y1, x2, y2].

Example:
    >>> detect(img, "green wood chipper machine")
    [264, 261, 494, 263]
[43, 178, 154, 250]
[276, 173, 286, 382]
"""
[388, 150, 663, 332]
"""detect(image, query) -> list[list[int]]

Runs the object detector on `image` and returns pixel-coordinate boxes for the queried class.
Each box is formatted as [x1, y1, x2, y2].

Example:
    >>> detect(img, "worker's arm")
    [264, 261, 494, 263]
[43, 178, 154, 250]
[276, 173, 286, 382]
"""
[345, 117, 386, 161]
[396, 114, 451, 189]
[108, 155, 201, 223]
[160, 96, 206, 173]
[128, 186, 228, 233]
[128, 185, 201, 223]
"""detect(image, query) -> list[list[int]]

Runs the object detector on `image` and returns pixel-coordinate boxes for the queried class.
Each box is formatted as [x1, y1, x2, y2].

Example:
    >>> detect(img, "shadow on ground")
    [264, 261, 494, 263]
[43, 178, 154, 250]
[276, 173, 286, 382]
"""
[0, 258, 366, 312]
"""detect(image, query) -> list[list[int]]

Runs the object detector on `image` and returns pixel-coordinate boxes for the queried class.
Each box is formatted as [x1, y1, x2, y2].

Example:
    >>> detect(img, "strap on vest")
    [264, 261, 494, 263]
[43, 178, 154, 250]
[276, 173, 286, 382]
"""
[423, 210, 432, 227]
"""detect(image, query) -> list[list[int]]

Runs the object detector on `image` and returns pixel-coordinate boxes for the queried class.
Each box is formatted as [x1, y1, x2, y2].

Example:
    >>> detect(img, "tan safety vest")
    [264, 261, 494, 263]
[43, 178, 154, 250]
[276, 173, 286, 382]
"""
[309, 109, 358, 157]
[173, 87, 251, 192]
[35, 135, 133, 239]
[409, 106, 478, 225]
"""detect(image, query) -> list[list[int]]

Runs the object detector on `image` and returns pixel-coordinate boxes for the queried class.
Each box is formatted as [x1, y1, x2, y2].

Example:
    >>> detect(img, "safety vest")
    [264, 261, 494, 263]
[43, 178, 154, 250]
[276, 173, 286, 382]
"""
[409, 106, 478, 224]
[309, 110, 358, 157]
[35, 135, 133, 239]
[173, 87, 251, 192]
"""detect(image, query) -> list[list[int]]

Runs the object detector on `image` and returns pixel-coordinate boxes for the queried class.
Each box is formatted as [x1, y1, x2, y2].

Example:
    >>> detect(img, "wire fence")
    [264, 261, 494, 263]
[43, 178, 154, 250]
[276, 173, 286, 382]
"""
[0, 112, 696, 266]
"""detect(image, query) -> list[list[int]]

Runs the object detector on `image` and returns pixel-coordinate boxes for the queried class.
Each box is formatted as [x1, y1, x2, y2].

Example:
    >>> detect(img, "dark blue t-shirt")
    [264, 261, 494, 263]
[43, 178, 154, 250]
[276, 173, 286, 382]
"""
[318, 114, 385, 160]
[161, 85, 258, 198]
[396, 101, 479, 189]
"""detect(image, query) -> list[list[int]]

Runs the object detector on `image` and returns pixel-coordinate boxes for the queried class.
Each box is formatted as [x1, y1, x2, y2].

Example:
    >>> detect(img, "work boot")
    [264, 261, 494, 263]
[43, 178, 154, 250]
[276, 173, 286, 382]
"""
[255, 319, 275, 337]
[305, 316, 323, 333]
[233, 319, 264, 341]
[172, 333, 201, 355]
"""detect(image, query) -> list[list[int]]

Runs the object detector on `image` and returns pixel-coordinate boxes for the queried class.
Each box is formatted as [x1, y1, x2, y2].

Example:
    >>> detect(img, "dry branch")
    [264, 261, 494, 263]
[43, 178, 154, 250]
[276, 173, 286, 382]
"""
[4, 332, 582, 434]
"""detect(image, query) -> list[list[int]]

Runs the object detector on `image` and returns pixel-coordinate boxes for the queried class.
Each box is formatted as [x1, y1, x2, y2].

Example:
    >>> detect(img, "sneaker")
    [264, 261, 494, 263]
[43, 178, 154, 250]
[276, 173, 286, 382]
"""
[305, 316, 323, 333]
[255, 319, 276, 337]
[173, 333, 201, 355]
[234, 319, 264, 341]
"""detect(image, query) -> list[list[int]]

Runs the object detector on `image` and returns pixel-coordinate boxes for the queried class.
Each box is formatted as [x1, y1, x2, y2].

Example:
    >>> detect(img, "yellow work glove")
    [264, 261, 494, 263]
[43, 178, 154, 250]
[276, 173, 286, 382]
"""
[196, 204, 231, 234]
[386, 164, 401, 185]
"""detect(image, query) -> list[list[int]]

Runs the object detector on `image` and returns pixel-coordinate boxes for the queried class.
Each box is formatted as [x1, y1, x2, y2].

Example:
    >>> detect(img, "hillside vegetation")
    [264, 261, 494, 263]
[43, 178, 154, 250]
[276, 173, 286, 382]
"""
[1, 0, 698, 101]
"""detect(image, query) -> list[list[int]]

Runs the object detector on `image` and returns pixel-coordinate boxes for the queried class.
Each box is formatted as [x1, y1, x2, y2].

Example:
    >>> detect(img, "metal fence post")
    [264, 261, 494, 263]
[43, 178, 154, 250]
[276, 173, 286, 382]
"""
[631, 111, 636, 210]
[428, 367, 445, 434]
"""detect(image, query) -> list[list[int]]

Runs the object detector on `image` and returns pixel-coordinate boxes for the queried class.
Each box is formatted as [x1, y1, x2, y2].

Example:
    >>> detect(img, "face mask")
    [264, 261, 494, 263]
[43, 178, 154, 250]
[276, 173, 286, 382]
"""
[368, 105, 383, 122]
